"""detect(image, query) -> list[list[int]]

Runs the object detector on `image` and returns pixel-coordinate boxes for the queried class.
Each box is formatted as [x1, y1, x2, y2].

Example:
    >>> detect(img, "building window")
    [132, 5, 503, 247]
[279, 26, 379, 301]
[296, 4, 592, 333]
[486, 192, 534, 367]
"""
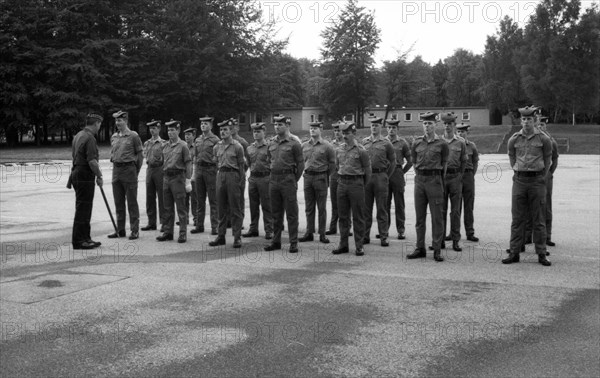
[462, 112, 470, 121]
[318, 114, 324, 122]
[310, 114, 316, 123]
[343, 114, 354, 122]
[404, 113, 412, 121]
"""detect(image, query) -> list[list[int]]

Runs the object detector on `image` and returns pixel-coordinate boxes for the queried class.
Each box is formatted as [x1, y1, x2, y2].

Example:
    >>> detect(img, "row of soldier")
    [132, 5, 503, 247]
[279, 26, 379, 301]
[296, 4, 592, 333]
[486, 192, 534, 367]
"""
[71, 108, 556, 265]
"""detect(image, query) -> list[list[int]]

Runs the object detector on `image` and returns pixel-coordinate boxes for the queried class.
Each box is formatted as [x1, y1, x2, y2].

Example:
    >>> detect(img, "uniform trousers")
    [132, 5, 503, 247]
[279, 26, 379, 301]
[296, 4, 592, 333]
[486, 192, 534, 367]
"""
[270, 173, 299, 245]
[510, 174, 547, 255]
[112, 164, 139, 233]
[162, 172, 187, 235]
[443, 173, 463, 241]
[195, 165, 218, 232]
[217, 170, 243, 239]
[328, 172, 339, 231]
[72, 166, 95, 246]
[304, 172, 329, 236]
[248, 174, 273, 234]
[387, 168, 406, 235]
[461, 170, 475, 237]
[524, 173, 553, 242]
[414, 174, 445, 250]
[337, 176, 366, 249]
[145, 166, 165, 227]
[365, 172, 389, 238]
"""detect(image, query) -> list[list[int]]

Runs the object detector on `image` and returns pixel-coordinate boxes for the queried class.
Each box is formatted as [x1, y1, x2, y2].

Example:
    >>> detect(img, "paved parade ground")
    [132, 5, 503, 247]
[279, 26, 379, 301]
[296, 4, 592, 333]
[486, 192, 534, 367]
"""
[1, 154, 599, 377]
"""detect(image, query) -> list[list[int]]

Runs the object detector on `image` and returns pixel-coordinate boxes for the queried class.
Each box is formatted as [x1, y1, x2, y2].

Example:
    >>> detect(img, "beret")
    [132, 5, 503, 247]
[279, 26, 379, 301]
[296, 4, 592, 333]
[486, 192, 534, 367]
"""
[309, 121, 323, 128]
[146, 119, 161, 127]
[165, 119, 181, 127]
[369, 117, 383, 124]
[112, 110, 128, 119]
[421, 112, 438, 121]
[87, 113, 104, 122]
[538, 116, 549, 122]
[518, 106, 539, 117]
[251, 122, 266, 130]
[385, 119, 400, 126]
[184, 128, 196, 134]
[217, 119, 235, 127]
[456, 123, 471, 130]
[199, 115, 214, 122]
[340, 121, 356, 132]
[273, 114, 290, 124]
[440, 112, 457, 122]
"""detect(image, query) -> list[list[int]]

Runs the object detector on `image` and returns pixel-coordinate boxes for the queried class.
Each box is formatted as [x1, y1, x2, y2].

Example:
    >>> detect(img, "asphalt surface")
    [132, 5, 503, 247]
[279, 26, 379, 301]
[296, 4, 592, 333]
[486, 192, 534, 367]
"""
[1, 154, 599, 377]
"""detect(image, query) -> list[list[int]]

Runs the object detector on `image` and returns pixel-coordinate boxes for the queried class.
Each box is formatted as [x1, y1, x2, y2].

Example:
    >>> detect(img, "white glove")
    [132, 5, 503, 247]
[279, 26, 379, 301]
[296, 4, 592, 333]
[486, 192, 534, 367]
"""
[185, 179, 192, 193]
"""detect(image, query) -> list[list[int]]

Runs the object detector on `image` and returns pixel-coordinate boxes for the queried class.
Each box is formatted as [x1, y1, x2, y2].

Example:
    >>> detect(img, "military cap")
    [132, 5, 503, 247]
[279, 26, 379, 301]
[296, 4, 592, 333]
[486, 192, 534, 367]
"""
[456, 123, 471, 130]
[538, 116, 549, 123]
[421, 112, 438, 121]
[165, 119, 181, 127]
[217, 119, 236, 127]
[86, 113, 104, 122]
[386, 119, 400, 126]
[518, 106, 539, 117]
[184, 127, 196, 134]
[369, 117, 383, 124]
[251, 122, 266, 130]
[146, 119, 161, 127]
[440, 112, 457, 122]
[199, 115, 214, 122]
[309, 121, 323, 128]
[112, 110, 128, 119]
[340, 121, 356, 132]
[273, 114, 290, 124]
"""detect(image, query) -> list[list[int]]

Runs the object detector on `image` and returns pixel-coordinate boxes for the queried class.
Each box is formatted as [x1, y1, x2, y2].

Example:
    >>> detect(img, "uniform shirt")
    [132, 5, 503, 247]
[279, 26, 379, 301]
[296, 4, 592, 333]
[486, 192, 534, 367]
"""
[387, 136, 412, 171]
[193, 132, 220, 165]
[302, 137, 335, 173]
[336, 140, 371, 176]
[540, 130, 559, 174]
[247, 139, 270, 173]
[444, 135, 467, 170]
[233, 134, 250, 169]
[362, 135, 395, 170]
[162, 139, 191, 171]
[464, 139, 479, 171]
[507, 128, 552, 172]
[143, 137, 165, 166]
[72, 127, 99, 166]
[213, 139, 245, 170]
[411, 134, 449, 170]
[267, 134, 304, 172]
[110, 129, 143, 163]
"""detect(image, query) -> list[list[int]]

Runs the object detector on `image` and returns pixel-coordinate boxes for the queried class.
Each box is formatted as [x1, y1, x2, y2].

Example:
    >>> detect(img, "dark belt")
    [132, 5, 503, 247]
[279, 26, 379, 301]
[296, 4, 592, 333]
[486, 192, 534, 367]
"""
[304, 170, 328, 176]
[251, 171, 270, 178]
[164, 169, 185, 176]
[114, 161, 135, 167]
[198, 161, 216, 167]
[417, 169, 441, 176]
[446, 168, 461, 174]
[464, 169, 473, 173]
[339, 175, 363, 181]
[219, 167, 238, 173]
[515, 171, 544, 177]
[147, 163, 162, 168]
[372, 168, 387, 173]
[271, 169, 294, 175]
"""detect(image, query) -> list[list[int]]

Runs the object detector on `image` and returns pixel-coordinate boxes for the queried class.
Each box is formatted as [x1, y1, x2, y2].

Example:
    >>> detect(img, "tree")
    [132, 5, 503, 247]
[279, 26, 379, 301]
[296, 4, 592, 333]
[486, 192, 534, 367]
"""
[444, 49, 483, 106]
[320, 0, 381, 127]
[432, 60, 449, 107]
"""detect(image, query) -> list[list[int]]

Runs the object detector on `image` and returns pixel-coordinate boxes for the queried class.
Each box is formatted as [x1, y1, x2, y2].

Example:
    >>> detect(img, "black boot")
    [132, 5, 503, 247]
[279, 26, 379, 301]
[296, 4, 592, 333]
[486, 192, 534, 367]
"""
[502, 252, 520, 264]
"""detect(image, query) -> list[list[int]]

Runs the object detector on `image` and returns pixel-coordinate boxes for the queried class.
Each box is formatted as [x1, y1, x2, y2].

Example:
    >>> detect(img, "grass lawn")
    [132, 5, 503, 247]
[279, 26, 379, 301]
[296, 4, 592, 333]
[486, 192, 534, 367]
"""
[0, 124, 597, 163]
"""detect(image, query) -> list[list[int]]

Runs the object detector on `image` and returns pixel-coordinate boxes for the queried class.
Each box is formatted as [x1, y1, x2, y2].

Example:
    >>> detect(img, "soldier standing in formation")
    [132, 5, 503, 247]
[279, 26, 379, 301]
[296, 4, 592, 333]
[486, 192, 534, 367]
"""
[156, 120, 192, 243]
[299, 121, 336, 244]
[362, 117, 395, 247]
[243, 122, 273, 240]
[191, 116, 220, 236]
[326, 121, 344, 235]
[438, 112, 466, 252]
[184, 127, 198, 227]
[503, 106, 552, 266]
[385, 119, 412, 240]
[209, 119, 246, 248]
[455, 123, 480, 242]
[109, 110, 143, 240]
[407, 112, 449, 262]
[332, 121, 371, 256]
[264, 115, 304, 253]
[141, 119, 166, 232]
[231, 118, 250, 226]
[71, 113, 104, 250]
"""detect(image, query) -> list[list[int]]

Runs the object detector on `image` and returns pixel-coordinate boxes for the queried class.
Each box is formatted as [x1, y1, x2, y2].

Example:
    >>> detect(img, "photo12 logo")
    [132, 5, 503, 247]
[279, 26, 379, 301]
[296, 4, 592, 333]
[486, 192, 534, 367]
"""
[400, 1, 538, 25]
[261, 1, 341, 24]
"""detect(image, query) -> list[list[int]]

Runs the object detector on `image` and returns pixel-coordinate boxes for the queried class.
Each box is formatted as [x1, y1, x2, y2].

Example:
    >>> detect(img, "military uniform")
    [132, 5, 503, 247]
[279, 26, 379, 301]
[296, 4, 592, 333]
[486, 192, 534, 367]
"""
[362, 117, 396, 246]
[159, 120, 192, 242]
[232, 123, 250, 221]
[71, 113, 103, 249]
[265, 115, 304, 252]
[192, 116, 220, 235]
[245, 123, 273, 238]
[333, 122, 371, 256]
[503, 106, 552, 266]
[456, 123, 479, 241]
[142, 120, 166, 231]
[184, 128, 198, 227]
[300, 122, 336, 242]
[211, 120, 245, 247]
[327, 122, 345, 234]
[109, 111, 143, 239]
[385, 119, 412, 239]
[408, 112, 449, 261]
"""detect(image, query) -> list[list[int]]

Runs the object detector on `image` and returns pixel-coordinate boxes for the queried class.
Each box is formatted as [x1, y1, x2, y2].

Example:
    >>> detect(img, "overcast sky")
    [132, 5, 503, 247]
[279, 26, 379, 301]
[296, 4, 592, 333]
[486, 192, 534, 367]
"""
[260, 0, 596, 66]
